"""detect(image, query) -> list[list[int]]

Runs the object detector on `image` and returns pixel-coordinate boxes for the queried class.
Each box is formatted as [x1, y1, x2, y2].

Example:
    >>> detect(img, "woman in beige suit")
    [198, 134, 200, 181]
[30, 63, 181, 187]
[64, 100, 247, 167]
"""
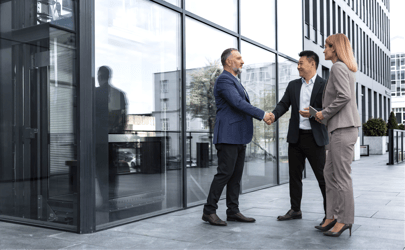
[314, 33, 361, 237]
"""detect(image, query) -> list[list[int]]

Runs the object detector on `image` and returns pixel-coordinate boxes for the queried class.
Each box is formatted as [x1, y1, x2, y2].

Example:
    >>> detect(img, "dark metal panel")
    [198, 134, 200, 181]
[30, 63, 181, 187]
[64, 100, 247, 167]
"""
[77, 0, 96, 234]
[22, 43, 32, 218]
[277, 52, 300, 64]
[275, 0, 279, 184]
[149, 0, 183, 12]
[0, 23, 50, 45]
[275, 55, 280, 185]
[181, 0, 187, 208]
[13, 44, 24, 217]
[39, 65, 49, 222]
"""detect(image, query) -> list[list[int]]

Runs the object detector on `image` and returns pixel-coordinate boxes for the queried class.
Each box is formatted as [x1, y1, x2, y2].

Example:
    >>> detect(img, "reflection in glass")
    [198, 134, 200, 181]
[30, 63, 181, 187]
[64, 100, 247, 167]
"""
[241, 0, 276, 49]
[186, 18, 237, 205]
[95, 0, 182, 226]
[37, 0, 75, 30]
[186, 0, 237, 32]
[164, 0, 181, 7]
[240, 41, 277, 191]
[278, 57, 299, 183]
[278, 0, 302, 59]
[0, 14, 77, 229]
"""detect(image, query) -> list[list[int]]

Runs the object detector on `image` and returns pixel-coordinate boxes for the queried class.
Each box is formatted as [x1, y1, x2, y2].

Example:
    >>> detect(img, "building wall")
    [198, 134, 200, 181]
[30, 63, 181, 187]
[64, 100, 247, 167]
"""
[304, 0, 391, 141]
[390, 53, 405, 124]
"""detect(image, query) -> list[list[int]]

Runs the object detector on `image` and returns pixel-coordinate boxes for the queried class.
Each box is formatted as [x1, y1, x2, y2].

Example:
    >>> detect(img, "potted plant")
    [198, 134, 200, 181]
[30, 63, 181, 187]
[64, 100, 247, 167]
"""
[363, 118, 387, 155]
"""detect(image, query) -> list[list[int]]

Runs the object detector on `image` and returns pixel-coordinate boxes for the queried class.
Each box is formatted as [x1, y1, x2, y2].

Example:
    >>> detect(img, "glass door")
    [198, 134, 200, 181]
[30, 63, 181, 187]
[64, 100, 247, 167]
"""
[0, 1, 77, 229]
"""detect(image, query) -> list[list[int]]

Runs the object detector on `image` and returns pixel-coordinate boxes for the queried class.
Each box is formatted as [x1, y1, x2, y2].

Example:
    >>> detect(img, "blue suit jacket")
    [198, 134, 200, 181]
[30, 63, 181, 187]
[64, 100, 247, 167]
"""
[213, 70, 265, 145]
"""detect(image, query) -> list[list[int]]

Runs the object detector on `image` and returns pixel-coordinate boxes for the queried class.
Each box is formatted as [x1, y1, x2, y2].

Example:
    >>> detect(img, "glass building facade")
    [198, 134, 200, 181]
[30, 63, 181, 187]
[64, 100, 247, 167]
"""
[391, 53, 405, 124]
[0, 0, 390, 233]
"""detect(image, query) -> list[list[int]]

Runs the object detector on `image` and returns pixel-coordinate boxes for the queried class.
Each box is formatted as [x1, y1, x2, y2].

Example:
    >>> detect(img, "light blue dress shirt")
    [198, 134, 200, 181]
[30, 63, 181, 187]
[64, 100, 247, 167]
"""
[299, 74, 317, 130]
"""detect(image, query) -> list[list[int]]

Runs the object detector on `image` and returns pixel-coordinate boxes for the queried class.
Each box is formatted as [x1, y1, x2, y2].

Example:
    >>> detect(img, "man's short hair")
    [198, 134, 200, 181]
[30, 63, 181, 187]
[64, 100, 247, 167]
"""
[299, 50, 319, 69]
[221, 48, 238, 66]
[98, 66, 112, 78]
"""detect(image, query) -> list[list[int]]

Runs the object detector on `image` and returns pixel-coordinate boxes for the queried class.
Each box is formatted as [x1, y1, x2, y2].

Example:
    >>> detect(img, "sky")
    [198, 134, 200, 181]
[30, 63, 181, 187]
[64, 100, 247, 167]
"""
[390, 0, 405, 53]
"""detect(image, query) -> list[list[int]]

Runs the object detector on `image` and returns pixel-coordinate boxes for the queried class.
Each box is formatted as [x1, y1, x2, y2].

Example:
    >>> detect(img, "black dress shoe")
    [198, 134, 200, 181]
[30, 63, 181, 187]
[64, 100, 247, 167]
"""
[315, 219, 337, 231]
[323, 224, 352, 237]
[277, 209, 302, 221]
[227, 213, 256, 222]
[202, 213, 227, 226]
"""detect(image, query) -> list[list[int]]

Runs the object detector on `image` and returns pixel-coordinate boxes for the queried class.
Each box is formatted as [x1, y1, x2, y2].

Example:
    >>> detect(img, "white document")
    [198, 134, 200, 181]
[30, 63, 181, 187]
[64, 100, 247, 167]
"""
[309, 106, 327, 125]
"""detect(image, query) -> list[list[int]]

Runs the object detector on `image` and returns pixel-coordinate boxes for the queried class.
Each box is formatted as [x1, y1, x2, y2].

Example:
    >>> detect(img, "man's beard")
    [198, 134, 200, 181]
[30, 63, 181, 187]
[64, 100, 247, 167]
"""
[232, 67, 242, 75]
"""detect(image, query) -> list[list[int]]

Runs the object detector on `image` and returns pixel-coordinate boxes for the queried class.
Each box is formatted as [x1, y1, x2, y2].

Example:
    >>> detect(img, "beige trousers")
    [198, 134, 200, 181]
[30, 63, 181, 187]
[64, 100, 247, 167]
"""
[324, 127, 358, 224]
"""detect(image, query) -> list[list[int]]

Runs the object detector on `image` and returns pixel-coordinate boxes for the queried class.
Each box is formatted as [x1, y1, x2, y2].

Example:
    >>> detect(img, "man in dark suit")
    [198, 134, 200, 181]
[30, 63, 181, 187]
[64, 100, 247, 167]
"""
[268, 51, 328, 225]
[202, 48, 273, 226]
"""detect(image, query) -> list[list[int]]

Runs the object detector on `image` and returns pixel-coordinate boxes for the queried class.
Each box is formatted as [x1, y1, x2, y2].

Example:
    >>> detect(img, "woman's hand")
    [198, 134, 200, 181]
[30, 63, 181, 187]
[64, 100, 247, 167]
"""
[315, 111, 324, 123]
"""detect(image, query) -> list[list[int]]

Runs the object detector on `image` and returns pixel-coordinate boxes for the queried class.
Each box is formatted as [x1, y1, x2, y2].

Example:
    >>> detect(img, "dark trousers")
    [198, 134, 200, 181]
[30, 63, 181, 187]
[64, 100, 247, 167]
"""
[203, 144, 246, 216]
[288, 131, 326, 213]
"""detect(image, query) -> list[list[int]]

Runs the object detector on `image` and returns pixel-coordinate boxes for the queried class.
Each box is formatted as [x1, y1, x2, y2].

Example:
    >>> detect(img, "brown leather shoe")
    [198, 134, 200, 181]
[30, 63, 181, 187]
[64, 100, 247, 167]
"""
[227, 213, 256, 222]
[277, 209, 302, 221]
[202, 213, 227, 226]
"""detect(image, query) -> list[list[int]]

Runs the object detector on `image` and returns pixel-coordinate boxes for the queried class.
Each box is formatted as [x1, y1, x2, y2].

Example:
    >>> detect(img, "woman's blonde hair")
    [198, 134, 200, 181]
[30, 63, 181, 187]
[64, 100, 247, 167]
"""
[325, 33, 358, 72]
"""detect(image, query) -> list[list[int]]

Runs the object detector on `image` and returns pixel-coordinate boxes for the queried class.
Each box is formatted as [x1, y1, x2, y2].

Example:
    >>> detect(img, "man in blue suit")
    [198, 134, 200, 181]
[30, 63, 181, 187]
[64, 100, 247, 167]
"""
[202, 48, 273, 226]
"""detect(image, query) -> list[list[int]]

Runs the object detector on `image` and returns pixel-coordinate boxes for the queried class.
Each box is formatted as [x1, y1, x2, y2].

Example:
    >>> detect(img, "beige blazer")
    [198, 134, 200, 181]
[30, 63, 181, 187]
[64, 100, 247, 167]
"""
[322, 61, 361, 133]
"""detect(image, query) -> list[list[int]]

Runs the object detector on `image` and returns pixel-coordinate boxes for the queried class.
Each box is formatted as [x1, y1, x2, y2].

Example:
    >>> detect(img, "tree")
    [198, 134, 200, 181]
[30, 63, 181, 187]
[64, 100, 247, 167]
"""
[363, 118, 387, 136]
[187, 60, 221, 132]
[187, 61, 222, 163]
[387, 111, 399, 130]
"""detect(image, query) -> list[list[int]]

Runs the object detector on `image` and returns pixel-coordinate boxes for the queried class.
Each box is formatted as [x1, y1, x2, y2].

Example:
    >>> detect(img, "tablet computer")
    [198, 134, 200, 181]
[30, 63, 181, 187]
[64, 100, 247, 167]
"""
[309, 106, 327, 125]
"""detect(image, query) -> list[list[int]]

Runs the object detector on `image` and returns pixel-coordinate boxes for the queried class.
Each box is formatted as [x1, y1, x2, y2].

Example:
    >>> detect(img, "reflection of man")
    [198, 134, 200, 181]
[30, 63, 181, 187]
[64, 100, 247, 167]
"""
[95, 66, 127, 209]
[202, 48, 273, 226]
[97, 66, 127, 134]
[268, 51, 328, 226]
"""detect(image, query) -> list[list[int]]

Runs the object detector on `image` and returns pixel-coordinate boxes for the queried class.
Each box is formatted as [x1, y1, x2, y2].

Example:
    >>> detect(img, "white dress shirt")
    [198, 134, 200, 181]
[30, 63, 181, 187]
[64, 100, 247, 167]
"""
[299, 74, 317, 130]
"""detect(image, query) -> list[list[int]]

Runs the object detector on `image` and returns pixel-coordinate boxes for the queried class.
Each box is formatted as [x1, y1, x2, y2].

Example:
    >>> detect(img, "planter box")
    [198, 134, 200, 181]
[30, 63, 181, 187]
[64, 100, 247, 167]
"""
[364, 136, 387, 155]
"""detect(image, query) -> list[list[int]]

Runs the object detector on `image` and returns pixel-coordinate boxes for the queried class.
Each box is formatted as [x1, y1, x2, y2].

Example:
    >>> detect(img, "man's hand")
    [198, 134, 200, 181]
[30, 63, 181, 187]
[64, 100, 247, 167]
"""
[299, 107, 311, 118]
[315, 111, 324, 123]
[264, 112, 275, 125]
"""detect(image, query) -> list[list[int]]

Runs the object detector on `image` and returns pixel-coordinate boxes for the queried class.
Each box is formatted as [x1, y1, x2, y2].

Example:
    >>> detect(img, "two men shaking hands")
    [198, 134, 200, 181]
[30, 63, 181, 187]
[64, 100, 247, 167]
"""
[263, 107, 313, 125]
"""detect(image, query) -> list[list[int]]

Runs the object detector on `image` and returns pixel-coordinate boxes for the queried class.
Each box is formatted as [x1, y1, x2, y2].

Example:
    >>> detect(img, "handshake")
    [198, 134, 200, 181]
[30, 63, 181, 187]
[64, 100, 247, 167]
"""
[263, 112, 275, 125]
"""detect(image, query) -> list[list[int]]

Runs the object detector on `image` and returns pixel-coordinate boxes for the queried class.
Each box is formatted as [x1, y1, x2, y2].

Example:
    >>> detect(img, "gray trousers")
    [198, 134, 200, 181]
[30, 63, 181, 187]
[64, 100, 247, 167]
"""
[324, 127, 358, 224]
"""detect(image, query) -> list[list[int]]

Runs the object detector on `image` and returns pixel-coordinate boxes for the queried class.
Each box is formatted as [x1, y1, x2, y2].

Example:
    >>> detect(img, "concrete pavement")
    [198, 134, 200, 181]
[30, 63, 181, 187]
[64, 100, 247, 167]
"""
[0, 153, 404, 249]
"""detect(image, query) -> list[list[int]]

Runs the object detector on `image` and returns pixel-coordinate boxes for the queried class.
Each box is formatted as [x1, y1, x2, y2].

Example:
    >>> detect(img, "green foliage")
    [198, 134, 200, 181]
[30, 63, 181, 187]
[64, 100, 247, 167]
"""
[399, 124, 405, 130]
[387, 111, 399, 130]
[187, 61, 222, 132]
[363, 118, 387, 136]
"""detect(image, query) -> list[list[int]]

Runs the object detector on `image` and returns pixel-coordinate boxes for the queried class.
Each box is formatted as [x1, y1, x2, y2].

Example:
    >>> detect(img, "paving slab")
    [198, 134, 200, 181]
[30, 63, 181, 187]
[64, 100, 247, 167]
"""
[0, 154, 404, 249]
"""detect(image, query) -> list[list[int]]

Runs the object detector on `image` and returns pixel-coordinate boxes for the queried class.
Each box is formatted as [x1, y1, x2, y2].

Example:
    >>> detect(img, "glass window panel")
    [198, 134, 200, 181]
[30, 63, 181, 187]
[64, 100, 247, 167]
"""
[38, 0, 75, 30]
[278, 0, 303, 59]
[186, 17, 237, 205]
[240, 41, 277, 192]
[164, 0, 181, 7]
[95, 0, 182, 226]
[0, 0, 77, 230]
[278, 57, 300, 183]
[241, 0, 276, 49]
[186, 0, 237, 32]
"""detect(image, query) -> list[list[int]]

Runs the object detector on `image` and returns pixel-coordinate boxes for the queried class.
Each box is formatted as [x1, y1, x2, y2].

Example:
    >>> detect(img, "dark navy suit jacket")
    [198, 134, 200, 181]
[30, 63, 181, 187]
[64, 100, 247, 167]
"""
[272, 75, 329, 147]
[213, 70, 265, 145]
